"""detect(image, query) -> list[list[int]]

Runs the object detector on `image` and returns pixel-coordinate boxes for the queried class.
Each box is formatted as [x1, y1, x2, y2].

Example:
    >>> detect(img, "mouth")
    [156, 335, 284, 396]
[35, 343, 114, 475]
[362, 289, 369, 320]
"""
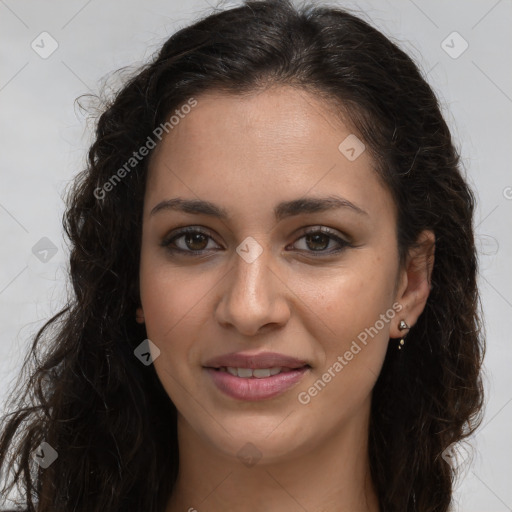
[203, 350, 310, 370]
[209, 365, 310, 378]
[204, 364, 311, 401]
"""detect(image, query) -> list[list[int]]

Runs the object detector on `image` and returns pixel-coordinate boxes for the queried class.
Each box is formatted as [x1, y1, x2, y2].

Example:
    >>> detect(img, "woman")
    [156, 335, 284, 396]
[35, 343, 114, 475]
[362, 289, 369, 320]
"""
[0, 1, 485, 511]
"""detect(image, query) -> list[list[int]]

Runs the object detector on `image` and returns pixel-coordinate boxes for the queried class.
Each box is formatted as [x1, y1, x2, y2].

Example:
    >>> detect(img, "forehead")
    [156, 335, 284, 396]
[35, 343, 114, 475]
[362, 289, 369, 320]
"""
[151, 86, 351, 162]
[145, 86, 395, 226]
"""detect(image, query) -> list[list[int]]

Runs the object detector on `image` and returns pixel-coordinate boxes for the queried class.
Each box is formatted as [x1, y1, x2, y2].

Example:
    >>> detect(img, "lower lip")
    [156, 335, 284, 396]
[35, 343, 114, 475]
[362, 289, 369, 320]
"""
[205, 367, 310, 401]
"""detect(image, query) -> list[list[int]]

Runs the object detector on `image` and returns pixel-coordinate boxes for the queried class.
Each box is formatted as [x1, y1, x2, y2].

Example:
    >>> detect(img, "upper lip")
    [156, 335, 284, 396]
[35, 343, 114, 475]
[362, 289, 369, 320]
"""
[203, 351, 310, 369]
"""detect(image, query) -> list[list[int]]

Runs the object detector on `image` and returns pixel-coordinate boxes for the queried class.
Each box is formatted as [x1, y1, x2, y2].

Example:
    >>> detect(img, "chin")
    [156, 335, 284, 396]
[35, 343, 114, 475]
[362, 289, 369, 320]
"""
[198, 416, 311, 464]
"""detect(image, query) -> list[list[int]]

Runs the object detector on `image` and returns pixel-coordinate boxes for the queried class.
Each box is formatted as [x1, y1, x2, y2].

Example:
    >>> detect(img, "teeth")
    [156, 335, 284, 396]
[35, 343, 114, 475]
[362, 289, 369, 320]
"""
[223, 366, 286, 378]
[237, 368, 253, 378]
[253, 368, 271, 378]
[226, 367, 238, 377]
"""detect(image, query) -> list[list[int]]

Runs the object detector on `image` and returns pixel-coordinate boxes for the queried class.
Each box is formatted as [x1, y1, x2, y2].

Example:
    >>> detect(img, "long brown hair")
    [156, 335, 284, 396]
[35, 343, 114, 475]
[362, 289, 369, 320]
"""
[0, 1, 485, 510]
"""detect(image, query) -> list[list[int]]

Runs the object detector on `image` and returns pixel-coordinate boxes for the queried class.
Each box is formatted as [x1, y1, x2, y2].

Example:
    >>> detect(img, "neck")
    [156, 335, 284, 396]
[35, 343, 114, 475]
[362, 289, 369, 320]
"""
[165, 399, 380, 512]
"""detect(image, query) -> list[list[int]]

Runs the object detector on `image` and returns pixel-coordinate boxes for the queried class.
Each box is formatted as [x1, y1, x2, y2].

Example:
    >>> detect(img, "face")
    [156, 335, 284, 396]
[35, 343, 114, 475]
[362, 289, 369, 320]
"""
[138, 86, 412, 463]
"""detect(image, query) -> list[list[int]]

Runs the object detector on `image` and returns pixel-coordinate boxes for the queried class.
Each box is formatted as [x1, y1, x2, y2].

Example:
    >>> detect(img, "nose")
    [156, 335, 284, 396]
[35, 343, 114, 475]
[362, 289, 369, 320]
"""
[214, 244, 291, 336]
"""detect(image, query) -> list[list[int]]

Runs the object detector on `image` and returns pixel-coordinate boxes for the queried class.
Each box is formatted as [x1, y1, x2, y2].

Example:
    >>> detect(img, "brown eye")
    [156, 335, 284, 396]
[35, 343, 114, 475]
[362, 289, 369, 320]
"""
[161, 226, 351, 257]
[290, 227, 351, 256]
[161, 227, 220, 255]
[182, 232, 209, 251]
[304, 233, 330, 251]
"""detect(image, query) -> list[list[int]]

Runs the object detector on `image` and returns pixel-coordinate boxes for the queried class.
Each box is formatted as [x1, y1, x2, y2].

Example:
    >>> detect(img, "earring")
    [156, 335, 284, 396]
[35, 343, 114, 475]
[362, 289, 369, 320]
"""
[135, 307, 145, 324]
[398, 320, 409, 350]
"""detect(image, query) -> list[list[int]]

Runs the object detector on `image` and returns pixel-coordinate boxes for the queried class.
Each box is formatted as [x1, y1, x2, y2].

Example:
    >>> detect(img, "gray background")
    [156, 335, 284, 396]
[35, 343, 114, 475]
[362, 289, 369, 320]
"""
[0, 0, 511, 510]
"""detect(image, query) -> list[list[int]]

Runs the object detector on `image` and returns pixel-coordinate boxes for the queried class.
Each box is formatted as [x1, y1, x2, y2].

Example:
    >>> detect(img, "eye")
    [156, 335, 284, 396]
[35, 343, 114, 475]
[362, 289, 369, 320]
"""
[161, 226, 351, 256]
[161, 227, 221, 255]
[289, 227, 351, 255]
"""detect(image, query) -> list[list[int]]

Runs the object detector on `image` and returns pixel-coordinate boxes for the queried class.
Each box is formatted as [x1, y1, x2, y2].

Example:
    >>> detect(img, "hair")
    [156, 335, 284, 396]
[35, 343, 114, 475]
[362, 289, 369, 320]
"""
[0, 1, 485, 511]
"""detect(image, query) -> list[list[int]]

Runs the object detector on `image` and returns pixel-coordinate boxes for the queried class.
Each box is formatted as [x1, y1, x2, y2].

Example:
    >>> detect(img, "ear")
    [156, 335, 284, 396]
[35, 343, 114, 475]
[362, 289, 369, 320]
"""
[135, 307, 145, 324]
[390, 230, 435, 338]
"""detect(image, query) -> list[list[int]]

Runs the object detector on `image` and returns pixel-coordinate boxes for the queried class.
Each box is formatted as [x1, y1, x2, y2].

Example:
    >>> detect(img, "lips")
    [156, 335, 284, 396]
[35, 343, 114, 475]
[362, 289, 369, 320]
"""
[203, 351, 311, 401]
[203, 351, 309, 370]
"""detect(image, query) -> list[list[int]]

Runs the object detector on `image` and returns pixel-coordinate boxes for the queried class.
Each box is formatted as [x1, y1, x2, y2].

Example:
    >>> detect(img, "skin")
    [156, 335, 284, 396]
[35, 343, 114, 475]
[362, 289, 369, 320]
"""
[136, 85, 435, 512]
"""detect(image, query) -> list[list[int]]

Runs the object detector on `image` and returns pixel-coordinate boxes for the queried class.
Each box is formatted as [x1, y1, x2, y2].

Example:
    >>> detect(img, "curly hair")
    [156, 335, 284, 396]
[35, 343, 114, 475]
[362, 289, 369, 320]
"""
[0, 1, 485, 511]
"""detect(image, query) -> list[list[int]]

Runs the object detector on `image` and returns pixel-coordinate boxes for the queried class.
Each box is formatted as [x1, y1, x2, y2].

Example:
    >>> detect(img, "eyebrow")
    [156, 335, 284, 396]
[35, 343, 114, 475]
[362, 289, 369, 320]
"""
[150, 195, 368, 221]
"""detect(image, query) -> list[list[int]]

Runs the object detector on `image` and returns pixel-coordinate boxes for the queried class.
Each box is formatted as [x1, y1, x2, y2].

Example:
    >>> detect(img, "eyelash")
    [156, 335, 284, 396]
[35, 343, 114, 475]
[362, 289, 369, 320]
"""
[161, 226, 352, 257]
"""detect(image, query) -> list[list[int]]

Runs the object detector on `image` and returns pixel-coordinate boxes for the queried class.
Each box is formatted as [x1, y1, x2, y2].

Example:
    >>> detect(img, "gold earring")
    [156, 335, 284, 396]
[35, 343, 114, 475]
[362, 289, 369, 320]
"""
[398, 320, 409, 350]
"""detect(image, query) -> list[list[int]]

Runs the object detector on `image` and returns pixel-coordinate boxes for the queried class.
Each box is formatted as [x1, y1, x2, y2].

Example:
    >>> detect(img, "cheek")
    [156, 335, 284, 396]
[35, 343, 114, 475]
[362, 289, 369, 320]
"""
[139, 257, 213, 342]
[305, 259, 396, 377]
[138, 265, 209, 405]
[301, 260, 395, 339]
[138, 267, 203, 396]
[293, 285, 393, 427]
